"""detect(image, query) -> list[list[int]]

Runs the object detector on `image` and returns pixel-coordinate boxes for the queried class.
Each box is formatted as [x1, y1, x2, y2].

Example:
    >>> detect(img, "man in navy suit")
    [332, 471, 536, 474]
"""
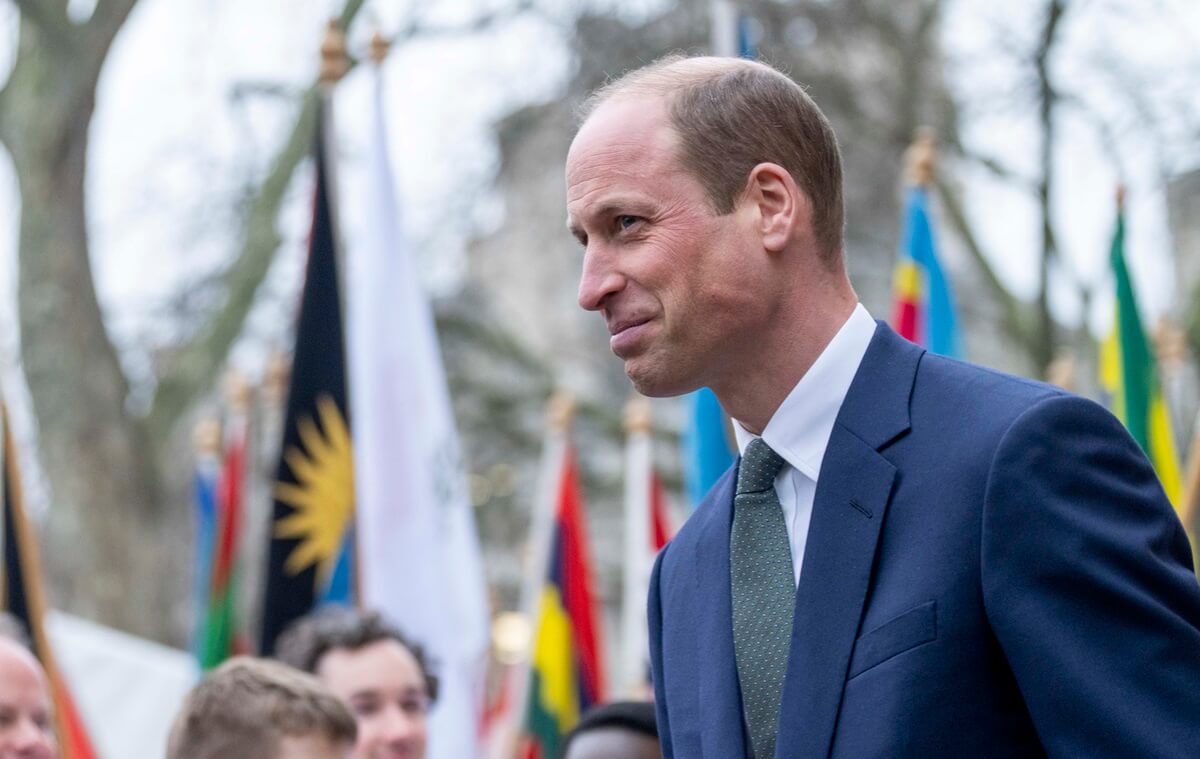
[566, 54, 1200, 758]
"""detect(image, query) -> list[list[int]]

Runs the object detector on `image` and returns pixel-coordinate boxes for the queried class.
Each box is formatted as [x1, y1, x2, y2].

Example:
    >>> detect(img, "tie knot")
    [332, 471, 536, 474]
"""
[737, 438, 786, 495]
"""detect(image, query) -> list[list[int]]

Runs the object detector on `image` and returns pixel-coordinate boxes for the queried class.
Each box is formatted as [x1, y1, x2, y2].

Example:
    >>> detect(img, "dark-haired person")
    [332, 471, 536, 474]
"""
[0, 634, 56, 759]
[566, 54, 1200, 758]
[166, 656, 356, 759]
[276, 608, 435, 759]
[560, 701, 660, 759]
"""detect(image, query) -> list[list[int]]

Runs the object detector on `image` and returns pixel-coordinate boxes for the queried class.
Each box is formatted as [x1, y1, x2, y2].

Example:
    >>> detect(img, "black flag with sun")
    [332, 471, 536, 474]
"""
[261, 102, 356, 655]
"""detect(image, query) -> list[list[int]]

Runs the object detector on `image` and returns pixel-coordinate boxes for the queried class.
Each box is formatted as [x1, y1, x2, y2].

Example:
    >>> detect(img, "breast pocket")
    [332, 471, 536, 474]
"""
[847, 600, 937, 680]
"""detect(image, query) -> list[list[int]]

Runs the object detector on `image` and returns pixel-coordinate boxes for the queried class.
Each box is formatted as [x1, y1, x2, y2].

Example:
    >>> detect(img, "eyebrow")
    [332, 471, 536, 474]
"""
[566, 200, 654, 243]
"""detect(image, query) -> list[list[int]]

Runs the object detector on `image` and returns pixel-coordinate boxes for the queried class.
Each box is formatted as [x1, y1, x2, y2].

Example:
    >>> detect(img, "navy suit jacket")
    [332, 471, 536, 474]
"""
[648, 324, 1200, 758]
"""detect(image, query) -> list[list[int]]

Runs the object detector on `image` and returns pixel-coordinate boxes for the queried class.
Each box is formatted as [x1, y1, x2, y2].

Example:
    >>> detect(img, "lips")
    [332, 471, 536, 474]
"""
[608, 316, 654, 357]
[608, 315, 650, 336]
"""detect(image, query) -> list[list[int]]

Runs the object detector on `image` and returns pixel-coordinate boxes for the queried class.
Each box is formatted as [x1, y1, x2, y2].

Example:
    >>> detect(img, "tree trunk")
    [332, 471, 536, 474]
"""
[3, 15, 177, 640]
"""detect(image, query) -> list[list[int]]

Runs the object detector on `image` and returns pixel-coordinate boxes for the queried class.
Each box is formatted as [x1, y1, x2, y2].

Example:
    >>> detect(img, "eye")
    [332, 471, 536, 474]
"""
[399, 695, 430, 716]
[350, 697, 382, 718]
[616, 215, 641, 231]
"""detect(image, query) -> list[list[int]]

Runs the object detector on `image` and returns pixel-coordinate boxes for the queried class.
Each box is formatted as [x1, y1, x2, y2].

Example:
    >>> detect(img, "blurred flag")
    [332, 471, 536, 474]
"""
[891, 184, 963, 359]
[711, 0, 758, 58]
[1100, 204, 1184, 515]
[683, 388, 736, 507]
[619, 398, 675, 697]
[261, 98, 355, 654]
[892, 184, 964, 360]
[199, 408, 250, 668]
[2, 402, 99, 759]
[518, 436, 606, 759]
[191, 426, 219, 664]
[348, 60, 490, 759]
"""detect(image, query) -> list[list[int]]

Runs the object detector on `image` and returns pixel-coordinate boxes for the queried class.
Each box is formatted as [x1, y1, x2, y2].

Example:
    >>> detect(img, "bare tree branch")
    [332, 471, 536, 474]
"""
[144, 88, 320, 444]
[1029, 0, 1067, 374]
[9, 0, 69, 37]
[933, 174, 1034, 355]
[144, 0, 545, 440]
[953, 145, 1038, 193]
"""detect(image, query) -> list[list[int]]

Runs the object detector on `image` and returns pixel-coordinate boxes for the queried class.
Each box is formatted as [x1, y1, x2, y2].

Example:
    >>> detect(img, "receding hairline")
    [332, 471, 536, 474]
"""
[0, 637, 47, 682]
[579, 55, 788, 123]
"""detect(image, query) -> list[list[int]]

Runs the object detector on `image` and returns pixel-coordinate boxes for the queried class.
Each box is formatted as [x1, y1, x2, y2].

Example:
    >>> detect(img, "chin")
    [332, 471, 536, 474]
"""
[626, 362, 699, 399]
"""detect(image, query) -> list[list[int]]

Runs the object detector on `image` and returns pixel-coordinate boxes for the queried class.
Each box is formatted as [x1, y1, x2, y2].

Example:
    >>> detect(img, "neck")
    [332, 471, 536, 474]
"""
[713, 281, 857, 435]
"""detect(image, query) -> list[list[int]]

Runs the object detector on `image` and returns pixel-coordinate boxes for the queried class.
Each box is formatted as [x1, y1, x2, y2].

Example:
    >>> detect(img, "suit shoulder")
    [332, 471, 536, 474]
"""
[915, 352, 1071, 422]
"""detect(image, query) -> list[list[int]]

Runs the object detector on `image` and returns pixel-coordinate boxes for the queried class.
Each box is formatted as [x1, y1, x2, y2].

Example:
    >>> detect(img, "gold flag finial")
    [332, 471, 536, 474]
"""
[264, 351, 291, 403]
[623, 396, 653, 435]
[547, 391, 576, 431]
[369, 29, 390, 65]
[904, 127, 937, 187]
[320, 19, 349, 85]
[224, 370, 253, 412]
[1154, 316, 1188, 368]
[193, 417, 221, 456]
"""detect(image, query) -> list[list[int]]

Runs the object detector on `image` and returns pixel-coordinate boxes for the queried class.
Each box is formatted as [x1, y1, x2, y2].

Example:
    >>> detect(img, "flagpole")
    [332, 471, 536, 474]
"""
[2, 401, 96, 757]
[710, 0, 738, 57]
[319, 17, 351, 334]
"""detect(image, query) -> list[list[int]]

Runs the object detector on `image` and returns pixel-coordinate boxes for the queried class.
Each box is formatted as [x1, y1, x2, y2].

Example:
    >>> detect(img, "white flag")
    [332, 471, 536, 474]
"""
[348, 64, 490, 759]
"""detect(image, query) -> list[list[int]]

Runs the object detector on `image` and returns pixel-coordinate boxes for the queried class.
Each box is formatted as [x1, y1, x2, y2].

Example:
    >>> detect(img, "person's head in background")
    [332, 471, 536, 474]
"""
[275, 608, 436, 759]
[560, 701, 661, 759]
[166, 656, 356, 759]
[0, 614, 56, 759]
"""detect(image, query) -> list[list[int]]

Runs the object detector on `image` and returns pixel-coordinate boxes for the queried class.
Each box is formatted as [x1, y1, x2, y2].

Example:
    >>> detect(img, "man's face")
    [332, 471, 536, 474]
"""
[564, 728, 661, 759]
[315, 640, 428, 759]
[0, 642, 56, 759]
[567, 95, 772, 397]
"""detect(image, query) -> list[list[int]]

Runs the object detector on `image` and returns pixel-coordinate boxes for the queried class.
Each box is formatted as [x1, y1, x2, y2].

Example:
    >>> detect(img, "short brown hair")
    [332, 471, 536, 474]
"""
[580, 55, 845, 264]
[275, 607, 439, 701]
[167, 657, 356, 759]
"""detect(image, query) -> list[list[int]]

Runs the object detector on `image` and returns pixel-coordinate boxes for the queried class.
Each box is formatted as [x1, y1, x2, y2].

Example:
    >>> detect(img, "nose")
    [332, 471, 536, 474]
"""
[378, 704, 423, 746]
[9, 717, 53, 757]
[577, 244, 625, 312]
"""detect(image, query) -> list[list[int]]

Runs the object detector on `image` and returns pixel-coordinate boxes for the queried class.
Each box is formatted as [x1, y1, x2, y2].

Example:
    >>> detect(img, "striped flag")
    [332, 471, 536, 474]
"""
[191, 426, 219, 664]
[199, 410, 249, 668]
[519, 442, 606, 759]
[1100, 207, 1184, 514]
[2, 402, 99, 759]
[891, 185, 963, 359]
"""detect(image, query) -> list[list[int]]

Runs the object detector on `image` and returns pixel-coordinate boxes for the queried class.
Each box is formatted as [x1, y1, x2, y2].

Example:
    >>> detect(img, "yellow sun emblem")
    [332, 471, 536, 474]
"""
[274, 395, 355, 590]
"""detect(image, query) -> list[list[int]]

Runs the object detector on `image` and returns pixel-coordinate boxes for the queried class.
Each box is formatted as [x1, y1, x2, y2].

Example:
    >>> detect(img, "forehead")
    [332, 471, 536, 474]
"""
[565, 728, 661, 759]
[0, 645, 50, 708]
[315, 640, 423, 694]
[566, 96, 682, 200]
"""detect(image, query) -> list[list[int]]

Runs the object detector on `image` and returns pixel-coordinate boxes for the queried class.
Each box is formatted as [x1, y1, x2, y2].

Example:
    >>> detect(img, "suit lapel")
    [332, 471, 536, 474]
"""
[775, 324, 921, 758]
[692, 468, 751, 758]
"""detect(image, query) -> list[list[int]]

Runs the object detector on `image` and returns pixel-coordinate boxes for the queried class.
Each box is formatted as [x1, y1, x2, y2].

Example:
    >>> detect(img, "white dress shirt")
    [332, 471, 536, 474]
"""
[732, 304, 877, 586]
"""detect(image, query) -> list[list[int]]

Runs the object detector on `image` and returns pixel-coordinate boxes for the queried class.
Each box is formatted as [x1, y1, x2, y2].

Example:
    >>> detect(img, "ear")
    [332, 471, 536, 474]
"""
[743, 162, 808, 253]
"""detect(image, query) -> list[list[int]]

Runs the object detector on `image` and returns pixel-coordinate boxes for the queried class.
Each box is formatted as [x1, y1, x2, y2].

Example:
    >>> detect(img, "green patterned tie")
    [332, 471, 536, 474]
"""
[731, 438, 794, 759]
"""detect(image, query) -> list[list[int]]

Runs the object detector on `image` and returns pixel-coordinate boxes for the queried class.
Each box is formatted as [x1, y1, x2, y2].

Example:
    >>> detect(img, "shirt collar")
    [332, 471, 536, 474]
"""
[733, 304, 877, 482]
